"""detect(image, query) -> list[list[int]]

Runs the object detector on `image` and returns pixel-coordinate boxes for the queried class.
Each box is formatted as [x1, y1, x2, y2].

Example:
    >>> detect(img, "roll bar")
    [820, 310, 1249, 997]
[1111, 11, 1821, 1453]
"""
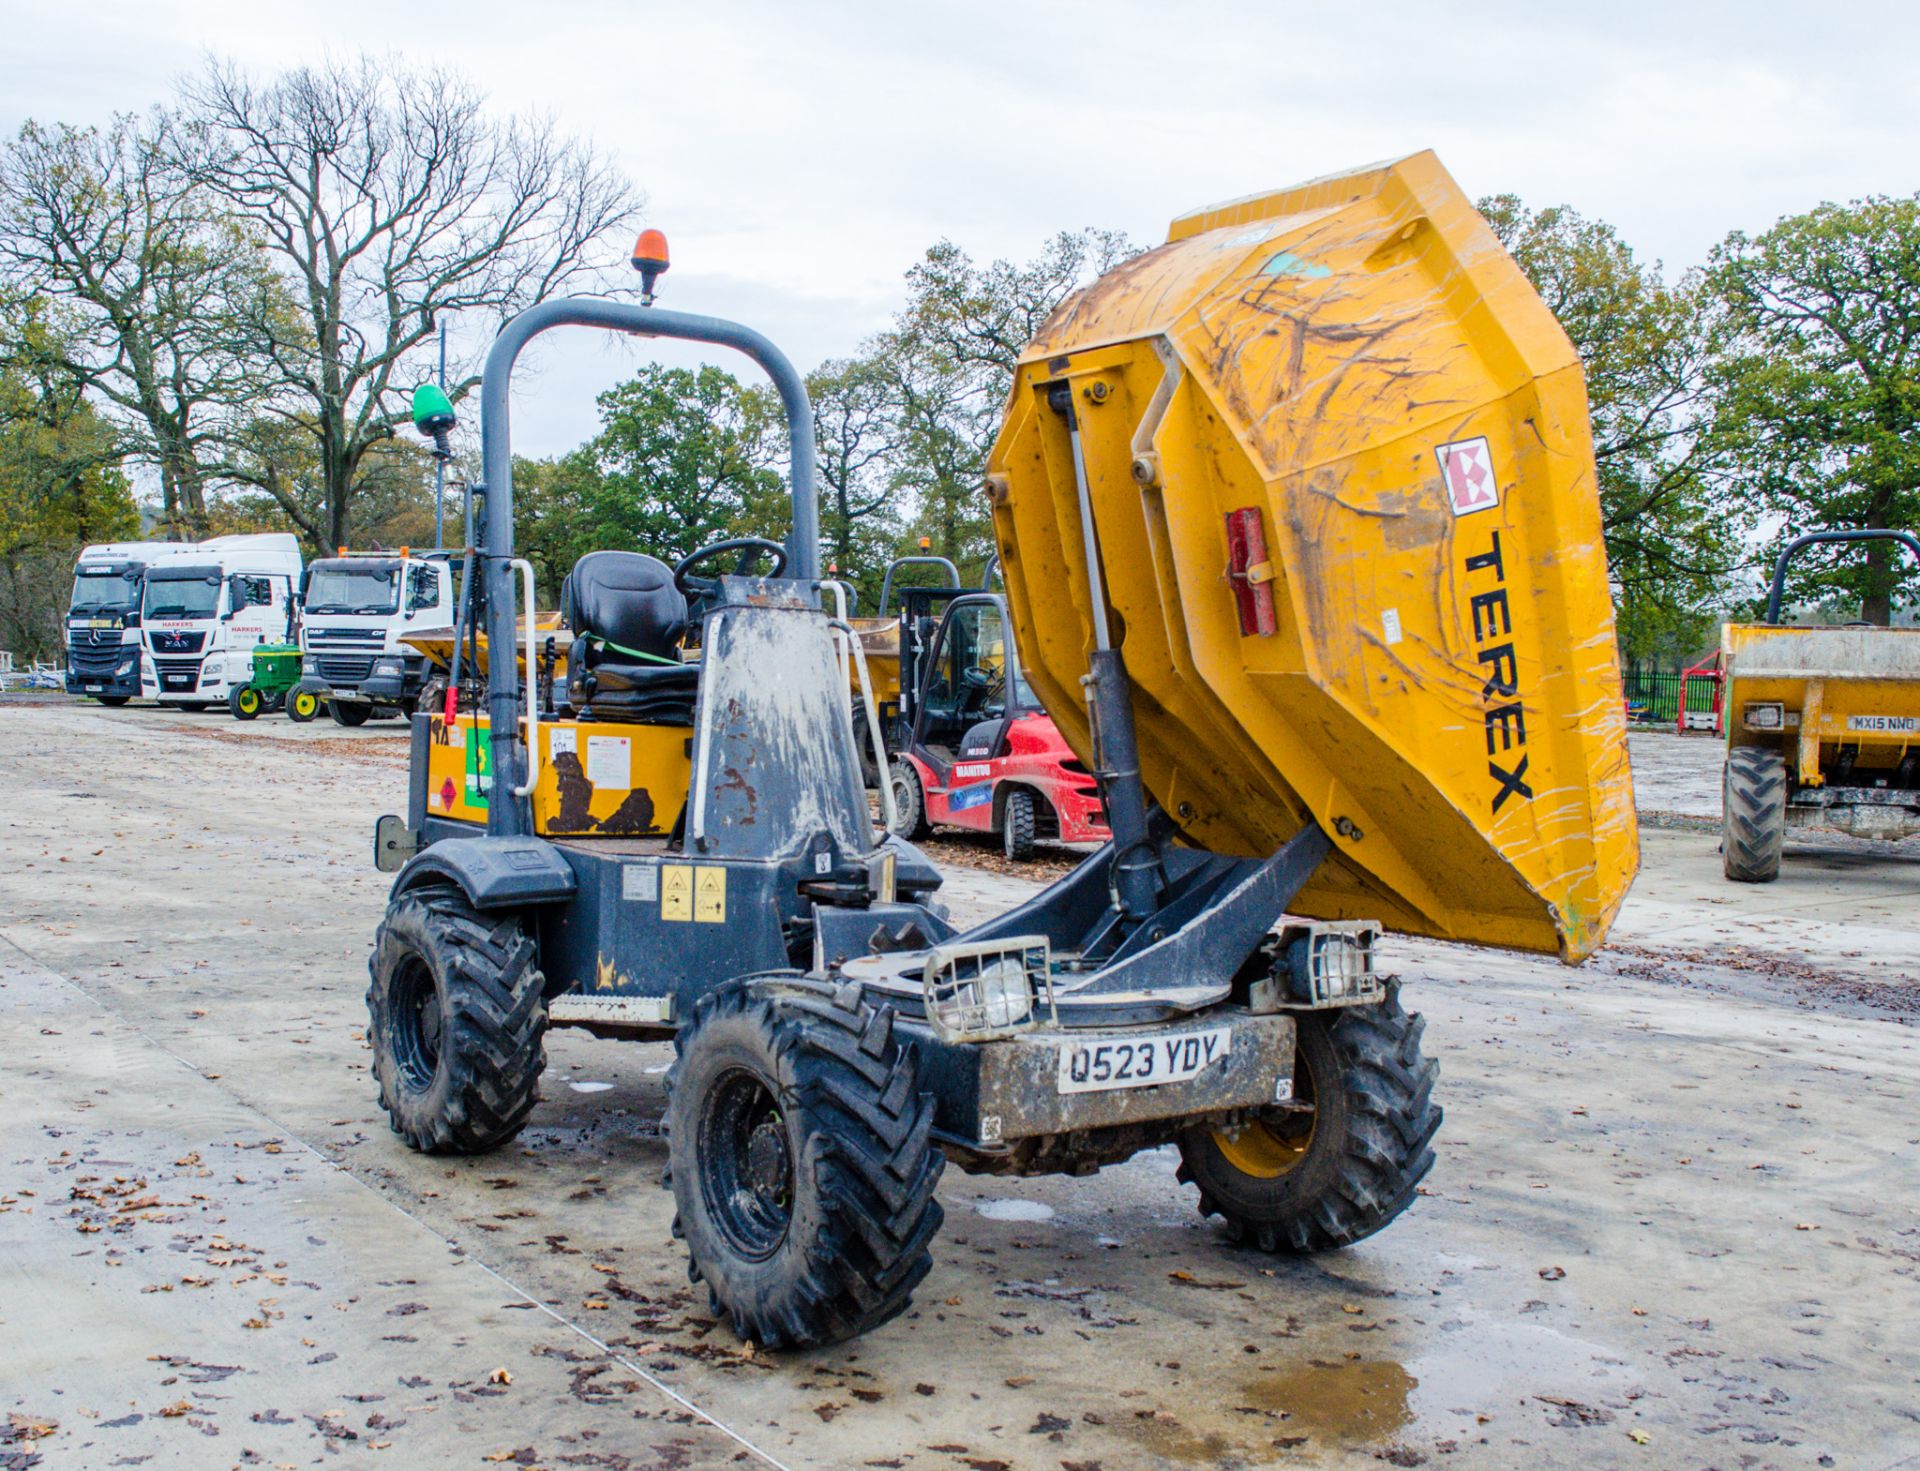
[876, 555, 960, 614]
[477, 297, 818, 837]
[1764, 530, 1920, 623]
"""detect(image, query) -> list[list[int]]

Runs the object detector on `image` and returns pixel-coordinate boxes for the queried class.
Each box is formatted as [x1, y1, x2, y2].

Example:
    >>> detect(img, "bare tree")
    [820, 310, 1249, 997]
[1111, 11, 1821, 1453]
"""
[179, 54, 640, 548]
[0, 113, 271, 536]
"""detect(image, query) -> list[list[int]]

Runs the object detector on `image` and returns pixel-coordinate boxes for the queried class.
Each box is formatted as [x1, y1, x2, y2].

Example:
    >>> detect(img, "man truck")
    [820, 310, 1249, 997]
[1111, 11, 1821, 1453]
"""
[139, 533, 303, 711]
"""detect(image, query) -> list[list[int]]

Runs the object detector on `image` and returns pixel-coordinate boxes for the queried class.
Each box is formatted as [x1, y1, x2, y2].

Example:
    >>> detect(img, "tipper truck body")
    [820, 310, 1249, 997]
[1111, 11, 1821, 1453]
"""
[986, 151, 1638, 962]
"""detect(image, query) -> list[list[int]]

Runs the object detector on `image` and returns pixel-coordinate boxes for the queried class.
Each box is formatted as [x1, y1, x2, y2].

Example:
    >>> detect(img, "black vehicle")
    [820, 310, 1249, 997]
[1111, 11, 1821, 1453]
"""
[63, 554, 149, 704]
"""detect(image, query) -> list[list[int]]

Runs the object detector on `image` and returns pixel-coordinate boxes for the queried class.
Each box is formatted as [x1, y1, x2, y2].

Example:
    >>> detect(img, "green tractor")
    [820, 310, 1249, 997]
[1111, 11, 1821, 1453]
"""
[228, 642, 321, 721]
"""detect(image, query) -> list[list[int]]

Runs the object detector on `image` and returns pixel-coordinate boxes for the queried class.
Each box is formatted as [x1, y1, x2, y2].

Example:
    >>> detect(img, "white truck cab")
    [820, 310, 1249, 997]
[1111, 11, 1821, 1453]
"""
[140, 533, 303, 709]
[65, 541, 190, 704]
[297, 550, 458, 725]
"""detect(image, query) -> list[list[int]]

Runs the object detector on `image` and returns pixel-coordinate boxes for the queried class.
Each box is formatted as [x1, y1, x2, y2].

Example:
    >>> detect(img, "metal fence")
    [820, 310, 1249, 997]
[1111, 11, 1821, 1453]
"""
[1622, 669, 1722, 727]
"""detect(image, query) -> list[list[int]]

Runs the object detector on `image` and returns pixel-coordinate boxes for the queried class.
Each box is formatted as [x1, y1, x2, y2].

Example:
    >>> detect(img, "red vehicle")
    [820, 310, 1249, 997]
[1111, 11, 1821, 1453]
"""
[887, 591, 1109, 859]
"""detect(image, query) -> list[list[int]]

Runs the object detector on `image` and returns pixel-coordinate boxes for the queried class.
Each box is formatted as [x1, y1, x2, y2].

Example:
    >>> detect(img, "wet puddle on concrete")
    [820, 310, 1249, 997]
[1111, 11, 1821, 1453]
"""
[1124, 1309, 1630, 1465]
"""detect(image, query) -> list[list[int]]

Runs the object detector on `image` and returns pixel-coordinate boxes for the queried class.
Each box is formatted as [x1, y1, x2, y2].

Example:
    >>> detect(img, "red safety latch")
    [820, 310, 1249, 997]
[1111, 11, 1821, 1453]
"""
[1224, 507, 1277, 637]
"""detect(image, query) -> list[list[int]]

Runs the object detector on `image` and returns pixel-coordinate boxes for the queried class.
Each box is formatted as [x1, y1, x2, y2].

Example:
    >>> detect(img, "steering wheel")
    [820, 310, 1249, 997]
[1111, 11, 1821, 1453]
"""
[962, 664, 997, 690]
[672, 537, 789, 602]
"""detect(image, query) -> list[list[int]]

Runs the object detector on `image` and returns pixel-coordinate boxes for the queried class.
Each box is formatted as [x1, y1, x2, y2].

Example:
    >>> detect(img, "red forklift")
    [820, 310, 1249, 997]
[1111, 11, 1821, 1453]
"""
[882, 557, 1109, 860]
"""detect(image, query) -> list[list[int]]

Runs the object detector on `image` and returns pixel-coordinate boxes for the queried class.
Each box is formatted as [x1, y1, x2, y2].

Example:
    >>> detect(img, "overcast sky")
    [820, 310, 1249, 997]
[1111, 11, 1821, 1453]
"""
[5, 0, 1918, 459]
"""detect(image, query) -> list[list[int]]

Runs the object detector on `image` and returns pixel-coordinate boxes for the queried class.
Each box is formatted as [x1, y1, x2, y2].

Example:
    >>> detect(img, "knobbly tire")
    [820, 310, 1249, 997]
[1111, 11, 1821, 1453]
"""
[888, 760, 931, 840]
[330, 700, 372, 727]
[228, 686, 262, 720]
[1178, 985, 1440, 1253]
[1001, 787, 1038, 861]
[366, 887, 546, 1154]
[1723, 746, 1786, 883]
[664, 979, 945, 1349]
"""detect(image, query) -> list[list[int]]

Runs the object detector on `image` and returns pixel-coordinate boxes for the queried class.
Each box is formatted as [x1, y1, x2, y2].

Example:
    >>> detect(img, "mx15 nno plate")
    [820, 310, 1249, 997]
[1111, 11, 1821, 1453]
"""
[969, 1011, 1293, 1144]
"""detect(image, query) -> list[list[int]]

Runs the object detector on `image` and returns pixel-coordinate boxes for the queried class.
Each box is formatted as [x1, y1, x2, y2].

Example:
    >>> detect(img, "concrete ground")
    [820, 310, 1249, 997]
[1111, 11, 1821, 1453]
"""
[1, 701, 1916, 1471]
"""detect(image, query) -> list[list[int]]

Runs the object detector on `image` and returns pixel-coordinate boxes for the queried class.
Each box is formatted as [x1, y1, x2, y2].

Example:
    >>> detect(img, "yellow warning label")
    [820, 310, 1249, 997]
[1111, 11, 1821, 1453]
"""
[660, 864, 693, 922]
[695, 866, 726, 923]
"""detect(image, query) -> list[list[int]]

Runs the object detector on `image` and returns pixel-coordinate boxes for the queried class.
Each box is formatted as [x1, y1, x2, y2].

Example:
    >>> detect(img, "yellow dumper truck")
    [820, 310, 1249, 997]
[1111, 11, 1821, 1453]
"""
[364, 153, 1638, 1349]
[1721, 530, 1920, 881]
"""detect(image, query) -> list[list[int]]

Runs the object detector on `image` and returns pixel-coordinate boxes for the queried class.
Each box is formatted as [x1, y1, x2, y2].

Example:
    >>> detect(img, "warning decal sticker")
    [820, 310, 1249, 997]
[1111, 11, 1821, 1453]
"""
[1437, 436, 1500, 517]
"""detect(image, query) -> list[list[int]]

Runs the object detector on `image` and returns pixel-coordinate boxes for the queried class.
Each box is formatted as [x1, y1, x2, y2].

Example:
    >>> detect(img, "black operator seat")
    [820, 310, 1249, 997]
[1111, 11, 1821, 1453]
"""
[561, 551, 700, 725]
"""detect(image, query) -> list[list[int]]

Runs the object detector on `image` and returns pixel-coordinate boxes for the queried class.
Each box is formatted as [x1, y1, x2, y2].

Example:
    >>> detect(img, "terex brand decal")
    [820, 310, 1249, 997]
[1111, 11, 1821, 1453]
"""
[1438, 436, 1500, 517]
[1462, 530, 1532, 814]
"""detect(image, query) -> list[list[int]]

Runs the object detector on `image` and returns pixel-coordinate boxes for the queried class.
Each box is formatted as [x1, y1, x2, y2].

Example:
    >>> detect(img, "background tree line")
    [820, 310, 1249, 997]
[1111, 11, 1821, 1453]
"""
[2, 52, 1915, 664]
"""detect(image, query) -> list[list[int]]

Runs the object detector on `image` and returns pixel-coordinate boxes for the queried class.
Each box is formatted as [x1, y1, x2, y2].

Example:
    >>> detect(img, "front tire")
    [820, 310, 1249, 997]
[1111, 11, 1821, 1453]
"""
[366, 887, 547, 1154]
[1723, 746, 1786, 883]
[665, 980, 945, 1349]
[1178, 986, 1440, 1253]
[888, 760, 931, 840]
[96, 695, 131, 708]
[287, 690, 321, 722]
[228, 686, 262, 720]
[1001, 788, 1037, 861]
[330, 700, 371, 727]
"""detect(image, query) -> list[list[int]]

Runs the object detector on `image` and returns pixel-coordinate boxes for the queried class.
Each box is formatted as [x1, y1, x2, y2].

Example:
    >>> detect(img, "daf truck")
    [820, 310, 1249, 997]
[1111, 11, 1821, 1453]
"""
[139, 533, 304, 710]
[296, 550, 457, 725]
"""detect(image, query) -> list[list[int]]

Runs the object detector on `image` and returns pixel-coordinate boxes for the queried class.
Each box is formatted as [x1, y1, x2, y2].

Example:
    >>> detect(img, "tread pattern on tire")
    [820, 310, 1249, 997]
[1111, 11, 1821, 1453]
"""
[1723, 745, 1786, 883]
[666, 977, 945, 1349]
[888, 760, 931, 840]
[1002, 788, 1037, 861]
[366, 887, 546, 1154]
[1179, 986, 1440, 1254]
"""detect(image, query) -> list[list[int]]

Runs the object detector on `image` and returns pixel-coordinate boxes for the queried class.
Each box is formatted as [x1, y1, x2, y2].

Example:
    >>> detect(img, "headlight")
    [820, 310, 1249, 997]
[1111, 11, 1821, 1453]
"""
[921, 938, 1051, 1042]
[1743, 702, 1784, 730]
[203, 659, 223, 678]
[373, 658, 403, 677]
[116, 658, 135, 673]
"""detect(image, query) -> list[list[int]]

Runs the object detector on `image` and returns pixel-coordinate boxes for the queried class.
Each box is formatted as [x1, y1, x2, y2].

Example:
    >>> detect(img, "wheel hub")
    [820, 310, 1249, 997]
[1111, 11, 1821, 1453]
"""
[701, 1069, 794, 1260]
[745, 1116, 791, 1202]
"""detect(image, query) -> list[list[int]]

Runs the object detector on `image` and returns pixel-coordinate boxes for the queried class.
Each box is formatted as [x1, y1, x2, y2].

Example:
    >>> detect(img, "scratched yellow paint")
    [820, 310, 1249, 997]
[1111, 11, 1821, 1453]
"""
[984, 152, 1637, 962]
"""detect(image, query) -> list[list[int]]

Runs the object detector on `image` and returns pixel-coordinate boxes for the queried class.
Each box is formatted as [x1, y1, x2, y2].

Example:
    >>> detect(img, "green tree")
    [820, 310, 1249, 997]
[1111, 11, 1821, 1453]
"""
[879, 228, 1139, 578]
[1707, 195, 1920, 625]
[0, 114, 273, 538]
[0, 330, 137, 659]
[523, 365, 784, 585]
[807, 356, 903, 609]
[1480, 195, 1736, 663]
[178, 54, 638, 551]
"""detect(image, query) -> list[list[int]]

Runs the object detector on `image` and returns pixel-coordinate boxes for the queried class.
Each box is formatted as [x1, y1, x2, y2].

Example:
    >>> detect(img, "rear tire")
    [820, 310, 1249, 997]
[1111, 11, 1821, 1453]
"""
[329, 700, 371, 727]
[888, 760, 931, 840]
[228, 686, 262, 720]
[1723, 746, 1786, 883]
[1178, 985, 1440, 1254]
[1001, 788, 1037, 861]
[96, 695, 130, 708]
[665, 979, 945, 1349]
[366, 887, 546, 1154]
[287, 690, 321, 723]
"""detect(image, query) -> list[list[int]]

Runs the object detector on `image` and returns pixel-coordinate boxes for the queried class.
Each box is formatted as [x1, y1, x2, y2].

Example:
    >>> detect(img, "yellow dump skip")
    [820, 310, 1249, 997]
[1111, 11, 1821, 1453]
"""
[985, 152, 1637, 962]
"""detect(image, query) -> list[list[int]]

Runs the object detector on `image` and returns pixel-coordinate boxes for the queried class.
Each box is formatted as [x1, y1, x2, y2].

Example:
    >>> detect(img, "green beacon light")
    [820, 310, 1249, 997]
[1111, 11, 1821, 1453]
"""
[411, 383, 457, 459]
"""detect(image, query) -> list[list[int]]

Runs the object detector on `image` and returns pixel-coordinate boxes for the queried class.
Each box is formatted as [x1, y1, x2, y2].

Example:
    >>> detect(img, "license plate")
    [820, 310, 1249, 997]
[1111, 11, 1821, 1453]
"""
[1057, 1027, 1231, 1094]
[1848, 714, 1919, 734]
[84, 684, 102, 692]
